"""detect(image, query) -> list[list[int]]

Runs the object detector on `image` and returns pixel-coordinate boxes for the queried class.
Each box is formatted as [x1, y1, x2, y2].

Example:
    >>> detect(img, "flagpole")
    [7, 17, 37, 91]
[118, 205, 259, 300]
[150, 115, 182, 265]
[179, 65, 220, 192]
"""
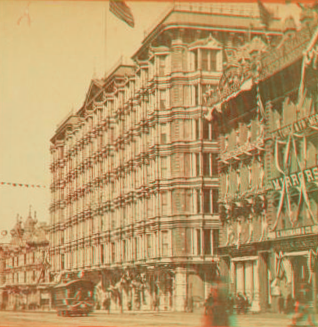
[104, 1, 108, 76]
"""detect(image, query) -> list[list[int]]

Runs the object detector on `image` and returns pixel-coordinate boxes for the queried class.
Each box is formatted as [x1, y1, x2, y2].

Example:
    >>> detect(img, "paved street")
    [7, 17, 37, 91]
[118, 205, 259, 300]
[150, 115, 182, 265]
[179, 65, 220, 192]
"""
[0, 311, 300, 327]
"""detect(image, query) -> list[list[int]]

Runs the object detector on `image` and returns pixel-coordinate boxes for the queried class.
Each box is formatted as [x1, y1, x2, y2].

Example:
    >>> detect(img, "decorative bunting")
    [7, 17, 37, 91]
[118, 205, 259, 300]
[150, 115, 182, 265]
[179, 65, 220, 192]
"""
[0, 182, 46, 188]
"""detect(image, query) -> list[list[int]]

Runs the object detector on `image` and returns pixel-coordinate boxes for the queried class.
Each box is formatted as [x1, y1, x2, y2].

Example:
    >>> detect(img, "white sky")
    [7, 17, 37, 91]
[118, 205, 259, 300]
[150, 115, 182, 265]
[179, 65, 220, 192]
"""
[0, 1, 302, 233]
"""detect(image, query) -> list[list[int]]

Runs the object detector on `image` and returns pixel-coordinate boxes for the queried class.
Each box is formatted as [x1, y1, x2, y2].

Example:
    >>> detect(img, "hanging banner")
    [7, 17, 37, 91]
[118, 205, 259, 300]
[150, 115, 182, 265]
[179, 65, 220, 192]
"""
[268, 225, 318, 239]
[271, 165, 318, 191]
[271, 112, 318, 139]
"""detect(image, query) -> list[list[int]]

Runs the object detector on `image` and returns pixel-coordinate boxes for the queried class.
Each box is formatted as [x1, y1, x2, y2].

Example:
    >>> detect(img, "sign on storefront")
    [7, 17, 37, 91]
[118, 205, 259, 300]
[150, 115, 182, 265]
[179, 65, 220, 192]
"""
[268, 225, 318, 239]
[271, 166, 318, 191]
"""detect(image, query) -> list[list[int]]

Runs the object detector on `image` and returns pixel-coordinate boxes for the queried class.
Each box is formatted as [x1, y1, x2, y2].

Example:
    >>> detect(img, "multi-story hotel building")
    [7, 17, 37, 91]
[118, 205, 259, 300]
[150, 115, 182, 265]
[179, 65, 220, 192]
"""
[49, 3, 282, 311]
[206, 7, 318, 313]
[0, 210, 51, 311]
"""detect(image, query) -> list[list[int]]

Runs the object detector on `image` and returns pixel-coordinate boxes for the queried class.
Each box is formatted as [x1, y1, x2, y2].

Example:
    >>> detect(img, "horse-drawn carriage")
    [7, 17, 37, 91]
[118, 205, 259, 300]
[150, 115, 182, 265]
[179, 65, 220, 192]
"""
[52, 279, 95, 317]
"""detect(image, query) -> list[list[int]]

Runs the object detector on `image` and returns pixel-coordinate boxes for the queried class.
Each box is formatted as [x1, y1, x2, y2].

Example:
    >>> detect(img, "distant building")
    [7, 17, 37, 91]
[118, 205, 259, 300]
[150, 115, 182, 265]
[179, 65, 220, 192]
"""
[49, 2, 282, 311]
[206, 8, 318, 313]
[0, 210, 51, 310]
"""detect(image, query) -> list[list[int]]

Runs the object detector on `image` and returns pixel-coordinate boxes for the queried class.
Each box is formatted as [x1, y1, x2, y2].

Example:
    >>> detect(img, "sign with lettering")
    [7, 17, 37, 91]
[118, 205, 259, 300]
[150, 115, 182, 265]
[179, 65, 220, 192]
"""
[271, 166, 318, 191]
[271, 113, 318, 139]
[268, 225, 318, 239]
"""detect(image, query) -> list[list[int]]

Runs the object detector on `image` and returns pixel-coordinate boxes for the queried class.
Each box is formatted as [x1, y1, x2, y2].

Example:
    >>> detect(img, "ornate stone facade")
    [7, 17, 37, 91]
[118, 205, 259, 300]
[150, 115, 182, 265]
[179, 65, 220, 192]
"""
[49, 3, 283, 312]
[206, 8, 318, 313]
[0, 209, 51, 311]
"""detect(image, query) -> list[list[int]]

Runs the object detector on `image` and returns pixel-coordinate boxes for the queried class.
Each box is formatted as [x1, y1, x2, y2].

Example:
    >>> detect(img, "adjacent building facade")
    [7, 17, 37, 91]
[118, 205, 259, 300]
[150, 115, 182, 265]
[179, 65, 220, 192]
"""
[49, 3, 283, 311]
[0, 210, 51, 310]
[206, 7, 318, 313]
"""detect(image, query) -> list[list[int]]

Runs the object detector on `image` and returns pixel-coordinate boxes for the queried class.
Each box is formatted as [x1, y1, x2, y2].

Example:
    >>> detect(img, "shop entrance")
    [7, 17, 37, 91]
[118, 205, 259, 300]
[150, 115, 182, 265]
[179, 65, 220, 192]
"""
[291, 256, 312, 302]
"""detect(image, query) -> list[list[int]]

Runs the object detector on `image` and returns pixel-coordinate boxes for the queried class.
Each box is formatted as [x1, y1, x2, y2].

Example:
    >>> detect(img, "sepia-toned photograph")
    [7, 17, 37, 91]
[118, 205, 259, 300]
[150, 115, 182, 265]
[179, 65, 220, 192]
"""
[1, 0, 318, 326]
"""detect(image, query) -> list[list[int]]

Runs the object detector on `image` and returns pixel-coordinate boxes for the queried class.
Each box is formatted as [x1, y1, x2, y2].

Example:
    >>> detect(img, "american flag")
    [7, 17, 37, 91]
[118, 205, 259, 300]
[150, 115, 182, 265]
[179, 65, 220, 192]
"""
[109, 0, 134, 28]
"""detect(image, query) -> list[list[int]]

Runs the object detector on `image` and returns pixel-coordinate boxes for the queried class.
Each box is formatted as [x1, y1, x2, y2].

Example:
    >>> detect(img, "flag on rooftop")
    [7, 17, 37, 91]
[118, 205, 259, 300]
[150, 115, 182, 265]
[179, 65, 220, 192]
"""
[109, 0, 135, 28]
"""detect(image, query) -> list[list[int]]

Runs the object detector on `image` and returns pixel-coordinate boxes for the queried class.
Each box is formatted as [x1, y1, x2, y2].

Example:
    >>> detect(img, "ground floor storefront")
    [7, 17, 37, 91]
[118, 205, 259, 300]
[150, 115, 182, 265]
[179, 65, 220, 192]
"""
[0, 284, 54, 311]
[49, 263, 219, 313]
[218, 234, 318, 313]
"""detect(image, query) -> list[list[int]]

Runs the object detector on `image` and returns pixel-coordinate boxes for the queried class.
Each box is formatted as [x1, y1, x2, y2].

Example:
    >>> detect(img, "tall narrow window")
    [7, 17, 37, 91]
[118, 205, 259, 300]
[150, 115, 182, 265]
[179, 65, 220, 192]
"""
[204, 229, 211, 255]
[203, 189, 211, 213]
[196, 85, 200, 106]
[212, 153, 218, 177]
[147, 234, 152, 258]
[160, 124, 167, 144]
[61, 254, 65, 270]
[196, 189, 201, 213]
[196, 154, 200, 176]
[161, 191, 168, 215]
[123, 240, 126, 262]
[212, 189, 219, 213]
[202, 49, 209, 71]
[184, 153, 191, 177]
[210, 51, 217, 71]
[195, 119, 200, 140]
[196, 229, 201, 255]
[161, 156, 167, 178]
[203, 121, 210, 140]
[194, 50, 198, 71]
[203, 153, 210, 176]
[162, 231, 169, 257]
[213, 230, 219, 255]
[111, 243, 115, 263]
[101, 244, 104, 264]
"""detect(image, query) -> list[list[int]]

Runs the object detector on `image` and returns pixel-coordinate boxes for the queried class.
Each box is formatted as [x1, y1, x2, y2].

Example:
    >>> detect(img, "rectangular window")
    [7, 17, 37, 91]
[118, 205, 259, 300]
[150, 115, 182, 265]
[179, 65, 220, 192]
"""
[184, 153, 191, 177]
[147, 234, 152, 258]
[196, 189, 201, 214]
[212, 189, 219, 213]
[61, 254, 65, 270]
[196, 229, 201, 255]
[162, 231, 169, 257]
[203, 153, 210, 177]
[210, 51, 217, 72]
[203, 120, 210, 140]
[161, 156, 167, 177]
[111, 243, 115, 263]
[160, 90, 166, 109]
[204, 229, 211, 255]
[203, 189, 211, 213]
[194, 50, 198, 71]
[160, 124, 167, 144]
[195, 119, 200, 140]
[161, 191, 168, 215]
[123, 240, 126, 262]
[202, 49, 209, 71]
[212, 153, 218, 177]
[213, 230, 219, 255]
[196, 153, 200, 176]
[212, 122, 218, 140]
[195, 85, 200, 106]
[185, 189, 192, 213]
